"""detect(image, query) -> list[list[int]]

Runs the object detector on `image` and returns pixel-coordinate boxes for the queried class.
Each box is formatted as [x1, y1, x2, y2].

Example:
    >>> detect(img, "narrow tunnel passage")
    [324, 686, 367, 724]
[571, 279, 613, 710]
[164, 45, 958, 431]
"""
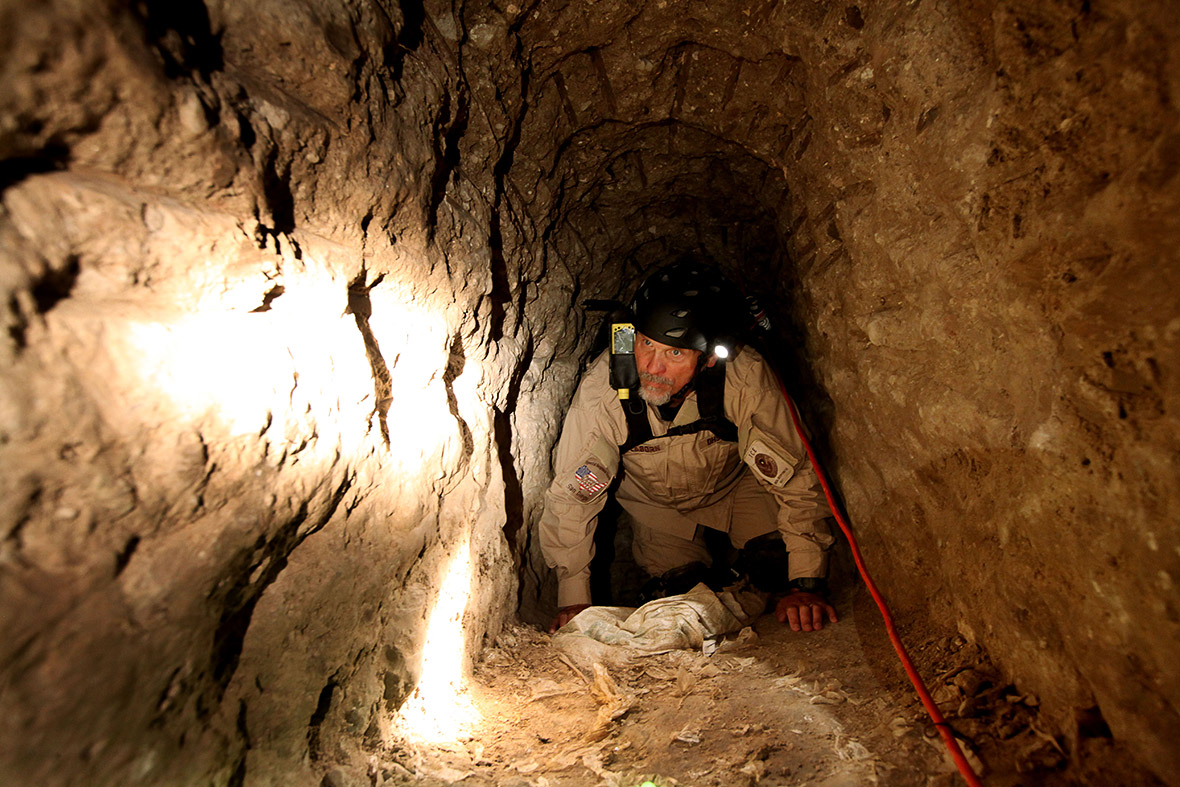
[1, 1, 1178, 786]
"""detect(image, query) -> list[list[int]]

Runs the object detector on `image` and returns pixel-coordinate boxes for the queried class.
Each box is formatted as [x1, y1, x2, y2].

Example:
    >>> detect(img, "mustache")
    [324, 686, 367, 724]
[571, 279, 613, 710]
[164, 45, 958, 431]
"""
[639, 372, 676, 387]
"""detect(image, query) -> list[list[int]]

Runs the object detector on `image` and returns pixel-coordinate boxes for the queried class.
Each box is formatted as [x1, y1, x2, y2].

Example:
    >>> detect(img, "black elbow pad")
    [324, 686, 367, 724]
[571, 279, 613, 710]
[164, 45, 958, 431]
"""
[789, 576, 828, 595]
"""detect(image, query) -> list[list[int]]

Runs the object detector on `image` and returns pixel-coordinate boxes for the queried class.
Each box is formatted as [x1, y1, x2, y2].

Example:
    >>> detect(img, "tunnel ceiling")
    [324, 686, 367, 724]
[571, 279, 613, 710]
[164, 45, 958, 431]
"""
[462, 0, 812, 291]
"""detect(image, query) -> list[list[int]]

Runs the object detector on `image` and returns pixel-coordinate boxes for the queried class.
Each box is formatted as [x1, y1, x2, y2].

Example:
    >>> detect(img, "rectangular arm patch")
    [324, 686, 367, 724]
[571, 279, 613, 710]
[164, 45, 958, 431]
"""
[568, 459, 609, 502]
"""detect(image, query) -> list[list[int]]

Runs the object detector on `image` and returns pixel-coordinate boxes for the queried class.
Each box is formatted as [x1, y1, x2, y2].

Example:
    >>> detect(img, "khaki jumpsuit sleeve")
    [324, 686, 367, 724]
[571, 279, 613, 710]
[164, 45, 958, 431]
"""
[727, 349, 836, 581]
[538, 354, 624, 608]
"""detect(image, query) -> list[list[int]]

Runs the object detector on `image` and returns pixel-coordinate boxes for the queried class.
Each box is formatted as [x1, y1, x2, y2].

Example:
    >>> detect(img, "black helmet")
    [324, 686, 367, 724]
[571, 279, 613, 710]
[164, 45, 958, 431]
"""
[631, 262, 735, 354]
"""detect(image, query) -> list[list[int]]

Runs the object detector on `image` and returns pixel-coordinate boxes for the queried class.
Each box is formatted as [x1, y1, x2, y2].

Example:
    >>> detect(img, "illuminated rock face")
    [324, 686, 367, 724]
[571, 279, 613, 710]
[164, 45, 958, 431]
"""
[0, 2, 559, 783]
[1, 0, 1178, 784]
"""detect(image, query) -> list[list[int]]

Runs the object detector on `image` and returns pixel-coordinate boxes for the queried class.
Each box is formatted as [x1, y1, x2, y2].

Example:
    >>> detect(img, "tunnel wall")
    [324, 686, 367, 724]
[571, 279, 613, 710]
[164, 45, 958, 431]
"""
[0, 1, 587, 785]
[779, 2, 1180, 774]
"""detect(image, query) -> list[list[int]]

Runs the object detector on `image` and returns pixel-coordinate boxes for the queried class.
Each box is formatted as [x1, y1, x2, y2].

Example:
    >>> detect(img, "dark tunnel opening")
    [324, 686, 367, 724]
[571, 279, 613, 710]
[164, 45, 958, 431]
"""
[2, 0, 1179, 785]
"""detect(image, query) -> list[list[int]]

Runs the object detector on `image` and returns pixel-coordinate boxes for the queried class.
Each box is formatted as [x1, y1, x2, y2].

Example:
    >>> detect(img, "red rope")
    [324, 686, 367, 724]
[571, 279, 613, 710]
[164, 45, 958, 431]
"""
[780, 383, 983, 786]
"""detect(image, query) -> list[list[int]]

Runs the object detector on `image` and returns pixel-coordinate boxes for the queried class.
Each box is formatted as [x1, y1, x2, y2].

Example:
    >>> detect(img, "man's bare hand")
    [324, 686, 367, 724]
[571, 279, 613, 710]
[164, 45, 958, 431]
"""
[549, 604, 590, 633]
[775, 591, 838, 632]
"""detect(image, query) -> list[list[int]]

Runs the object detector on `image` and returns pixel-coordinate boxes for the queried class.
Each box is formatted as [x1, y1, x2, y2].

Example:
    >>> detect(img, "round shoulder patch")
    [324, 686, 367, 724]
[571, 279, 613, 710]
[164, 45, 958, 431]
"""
[743, 437, 796, 488]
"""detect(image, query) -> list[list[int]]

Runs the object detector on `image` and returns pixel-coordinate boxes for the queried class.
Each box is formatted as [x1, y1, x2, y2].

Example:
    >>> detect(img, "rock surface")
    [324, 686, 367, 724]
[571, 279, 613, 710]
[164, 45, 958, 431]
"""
[1, 0, 1177, 784]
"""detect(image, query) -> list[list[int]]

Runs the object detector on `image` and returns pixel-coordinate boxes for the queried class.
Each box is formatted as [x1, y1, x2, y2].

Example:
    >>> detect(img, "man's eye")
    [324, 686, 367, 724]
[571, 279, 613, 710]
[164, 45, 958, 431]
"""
[670, 350, 681, 357]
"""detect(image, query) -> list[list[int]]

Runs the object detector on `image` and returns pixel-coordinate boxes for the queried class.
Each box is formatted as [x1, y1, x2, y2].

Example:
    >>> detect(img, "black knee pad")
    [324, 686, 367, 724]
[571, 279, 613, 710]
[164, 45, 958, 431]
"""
[733, 533, 792, 594]
[638, 560, 739, 603]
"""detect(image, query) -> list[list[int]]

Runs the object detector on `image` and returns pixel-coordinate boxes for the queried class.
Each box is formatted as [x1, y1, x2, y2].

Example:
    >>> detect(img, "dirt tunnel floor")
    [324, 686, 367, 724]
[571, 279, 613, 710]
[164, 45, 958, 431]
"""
[372, 582, 1109, 787]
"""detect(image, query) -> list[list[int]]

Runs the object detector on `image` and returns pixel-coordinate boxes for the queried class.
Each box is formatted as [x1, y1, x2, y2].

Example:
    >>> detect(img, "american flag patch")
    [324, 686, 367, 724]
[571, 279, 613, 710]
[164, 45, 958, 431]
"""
[575, 464, 607, 496]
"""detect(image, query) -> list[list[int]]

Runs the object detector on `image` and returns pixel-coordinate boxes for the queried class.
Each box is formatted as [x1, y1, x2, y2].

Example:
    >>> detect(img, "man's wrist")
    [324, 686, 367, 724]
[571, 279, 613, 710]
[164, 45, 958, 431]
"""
[557, 575, 593, 608]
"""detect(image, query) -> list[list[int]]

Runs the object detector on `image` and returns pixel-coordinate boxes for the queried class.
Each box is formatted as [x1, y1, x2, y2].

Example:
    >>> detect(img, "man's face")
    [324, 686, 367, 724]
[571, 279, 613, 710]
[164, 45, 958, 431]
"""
[635, 332, 703, 406]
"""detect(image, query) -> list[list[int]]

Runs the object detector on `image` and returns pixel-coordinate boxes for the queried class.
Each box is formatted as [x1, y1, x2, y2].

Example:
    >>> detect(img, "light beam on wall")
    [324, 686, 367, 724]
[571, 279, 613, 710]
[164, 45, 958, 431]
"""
[393, 538, 480, 744]
[121, 269, 461, 470]
[121, 266, 485, 742]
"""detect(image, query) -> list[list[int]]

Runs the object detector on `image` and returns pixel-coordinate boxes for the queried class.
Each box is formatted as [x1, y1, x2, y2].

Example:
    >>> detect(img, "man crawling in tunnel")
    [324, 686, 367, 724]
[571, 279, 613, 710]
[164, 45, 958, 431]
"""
[540, 262, 838, 635]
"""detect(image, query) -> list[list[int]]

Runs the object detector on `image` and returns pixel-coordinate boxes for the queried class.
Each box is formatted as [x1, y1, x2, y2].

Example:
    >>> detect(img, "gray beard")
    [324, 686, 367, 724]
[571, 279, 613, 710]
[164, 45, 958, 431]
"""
[638, 372, 676, 406]
[638, 386, 670, 406]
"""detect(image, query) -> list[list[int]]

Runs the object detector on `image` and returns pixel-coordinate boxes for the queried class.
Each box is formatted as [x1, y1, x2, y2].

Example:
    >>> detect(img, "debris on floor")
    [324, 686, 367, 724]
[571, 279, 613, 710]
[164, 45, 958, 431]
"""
[369, 587, 1118, 786]
[376, 587, 926, 785]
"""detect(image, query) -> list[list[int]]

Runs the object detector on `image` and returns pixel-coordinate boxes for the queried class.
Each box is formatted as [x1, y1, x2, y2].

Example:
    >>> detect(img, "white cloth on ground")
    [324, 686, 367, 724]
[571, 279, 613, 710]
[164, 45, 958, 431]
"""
[554, 583, 766, 655]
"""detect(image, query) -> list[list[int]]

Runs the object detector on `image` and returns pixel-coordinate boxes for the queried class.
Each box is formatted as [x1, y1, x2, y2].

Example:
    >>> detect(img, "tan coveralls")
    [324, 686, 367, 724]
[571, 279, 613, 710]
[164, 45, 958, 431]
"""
[539, 346, 835, 608]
